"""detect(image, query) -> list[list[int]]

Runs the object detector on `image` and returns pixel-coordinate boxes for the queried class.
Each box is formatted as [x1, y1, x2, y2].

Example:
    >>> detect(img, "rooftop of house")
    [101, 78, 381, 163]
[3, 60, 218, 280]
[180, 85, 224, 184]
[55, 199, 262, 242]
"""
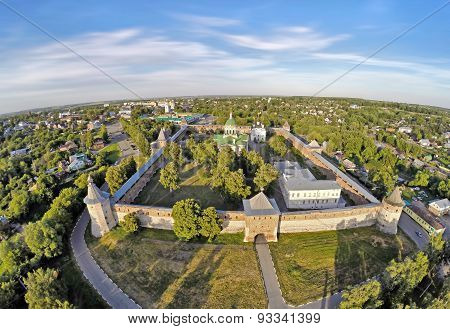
[408, 201, 444, 231]
[429, 198, 450, 210]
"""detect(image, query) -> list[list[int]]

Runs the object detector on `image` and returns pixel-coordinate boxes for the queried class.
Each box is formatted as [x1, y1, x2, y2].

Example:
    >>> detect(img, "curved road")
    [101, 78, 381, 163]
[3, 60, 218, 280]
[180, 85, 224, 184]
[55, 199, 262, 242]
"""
[70, 207, 141, 309]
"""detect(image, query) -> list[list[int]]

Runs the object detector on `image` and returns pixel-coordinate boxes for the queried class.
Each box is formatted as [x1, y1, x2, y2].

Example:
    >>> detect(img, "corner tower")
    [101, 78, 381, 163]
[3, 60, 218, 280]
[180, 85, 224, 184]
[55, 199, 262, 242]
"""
[84, 176, 117, 237]
[377, 186, 404, 234]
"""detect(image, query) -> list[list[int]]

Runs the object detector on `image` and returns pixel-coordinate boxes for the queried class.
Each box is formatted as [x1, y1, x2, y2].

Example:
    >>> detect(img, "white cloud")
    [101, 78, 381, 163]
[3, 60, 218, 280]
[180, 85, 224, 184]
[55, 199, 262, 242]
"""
[172, 14, 240, 27]
[221, 26, 350, 51]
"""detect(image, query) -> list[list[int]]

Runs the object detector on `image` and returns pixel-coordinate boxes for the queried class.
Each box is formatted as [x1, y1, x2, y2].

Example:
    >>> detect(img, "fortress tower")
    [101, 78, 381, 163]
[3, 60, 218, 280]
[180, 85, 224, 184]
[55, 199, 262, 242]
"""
[377, 186, 404, 234]
[84, 176, 117, 237]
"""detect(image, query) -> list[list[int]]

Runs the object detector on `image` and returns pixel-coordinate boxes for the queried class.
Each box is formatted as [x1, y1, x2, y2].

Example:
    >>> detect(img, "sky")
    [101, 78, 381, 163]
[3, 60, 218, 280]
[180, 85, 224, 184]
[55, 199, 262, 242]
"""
[0, 0, 449, 113]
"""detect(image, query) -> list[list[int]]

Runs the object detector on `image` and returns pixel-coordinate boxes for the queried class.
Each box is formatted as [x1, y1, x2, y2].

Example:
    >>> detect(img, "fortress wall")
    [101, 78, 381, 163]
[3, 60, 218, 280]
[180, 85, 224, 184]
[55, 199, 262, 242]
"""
[113, 203, 174, 230]
[120, 159, 162, 203]
[279, 204, 381, 233]
[189, 125, 251, 134]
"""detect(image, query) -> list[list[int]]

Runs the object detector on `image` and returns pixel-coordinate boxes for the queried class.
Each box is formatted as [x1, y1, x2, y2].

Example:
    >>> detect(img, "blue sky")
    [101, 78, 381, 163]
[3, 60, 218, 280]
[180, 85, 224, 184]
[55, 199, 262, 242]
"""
[0, 0, 449, 112]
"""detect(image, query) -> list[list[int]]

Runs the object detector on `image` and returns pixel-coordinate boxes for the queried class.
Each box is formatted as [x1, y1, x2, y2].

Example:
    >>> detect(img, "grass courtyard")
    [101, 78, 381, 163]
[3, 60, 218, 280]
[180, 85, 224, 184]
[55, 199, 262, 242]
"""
[270, 227, 416, 305]
[99, 143, 121, 164]
[87, 228, 266, 308]
[133, 162, 241, 210]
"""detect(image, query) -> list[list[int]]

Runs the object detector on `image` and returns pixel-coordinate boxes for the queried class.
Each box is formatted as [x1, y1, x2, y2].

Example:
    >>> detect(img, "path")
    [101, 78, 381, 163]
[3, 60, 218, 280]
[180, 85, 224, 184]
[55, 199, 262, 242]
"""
[398, 212, 429, 250]
[255, 234, 342, 309]
[70, 193, 141, 309]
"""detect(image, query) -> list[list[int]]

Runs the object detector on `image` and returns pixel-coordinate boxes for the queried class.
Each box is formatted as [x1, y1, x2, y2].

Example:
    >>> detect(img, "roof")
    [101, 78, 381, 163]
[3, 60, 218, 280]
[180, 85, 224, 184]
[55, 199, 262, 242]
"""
[282, 121, 290, 130]
[214, 133, 248, 146]
[225, 112, 236, 127]
[308, 140, 321, 148]
[408, 201, 444, 231]
[429, 198, 450, 210]
[243, 192, 280, 216]
[84, 175, 110, 205]
[384, 186, 405, 207]
[157, 128, 169, 141]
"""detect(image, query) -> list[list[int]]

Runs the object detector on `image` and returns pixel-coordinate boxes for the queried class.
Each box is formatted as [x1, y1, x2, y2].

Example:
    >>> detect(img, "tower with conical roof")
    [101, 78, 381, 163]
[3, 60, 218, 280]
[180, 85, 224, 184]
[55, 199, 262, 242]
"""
[377, 186, 404, 234]
[84, 175, 117, 237]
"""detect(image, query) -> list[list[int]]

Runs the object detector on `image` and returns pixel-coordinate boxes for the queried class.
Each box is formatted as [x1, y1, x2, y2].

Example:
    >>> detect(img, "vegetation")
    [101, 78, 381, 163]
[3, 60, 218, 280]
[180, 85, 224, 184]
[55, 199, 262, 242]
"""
[105, 156, 136, 193]
[119, 212, 139, 234]
[159, 162, 180, 192]
[270, 227, 416, 305]
[172, 199, 222, 242]
[87, 228, 266, 308]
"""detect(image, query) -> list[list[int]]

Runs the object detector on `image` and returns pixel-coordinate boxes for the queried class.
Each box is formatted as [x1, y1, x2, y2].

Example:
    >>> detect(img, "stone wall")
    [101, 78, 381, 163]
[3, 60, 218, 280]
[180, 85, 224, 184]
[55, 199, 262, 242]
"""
[113, 203, 174, 230]
[189, 125, 251, 134]
[279, 204, 380, 233]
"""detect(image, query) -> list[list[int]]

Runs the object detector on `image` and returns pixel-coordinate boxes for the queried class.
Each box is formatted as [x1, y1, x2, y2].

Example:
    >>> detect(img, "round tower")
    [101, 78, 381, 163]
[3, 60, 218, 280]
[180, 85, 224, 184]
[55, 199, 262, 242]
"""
[377, 186, 405, 234]
[84, 176, 117, 237]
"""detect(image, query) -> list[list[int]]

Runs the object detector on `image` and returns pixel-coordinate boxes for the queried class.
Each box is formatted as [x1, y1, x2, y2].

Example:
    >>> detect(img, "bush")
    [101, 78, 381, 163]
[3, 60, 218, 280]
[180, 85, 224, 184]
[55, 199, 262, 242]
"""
[119, 212, 139, 233]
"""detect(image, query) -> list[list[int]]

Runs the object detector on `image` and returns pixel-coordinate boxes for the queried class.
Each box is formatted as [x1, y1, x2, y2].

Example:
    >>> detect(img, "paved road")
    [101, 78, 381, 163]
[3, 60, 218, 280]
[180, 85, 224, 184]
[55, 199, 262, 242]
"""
[398, 212, 429, 250]
[255, 235, 287, 309]
[299, 292, 342, 309]
[106, 121, 139, 160]
[70, 192, 141, 309]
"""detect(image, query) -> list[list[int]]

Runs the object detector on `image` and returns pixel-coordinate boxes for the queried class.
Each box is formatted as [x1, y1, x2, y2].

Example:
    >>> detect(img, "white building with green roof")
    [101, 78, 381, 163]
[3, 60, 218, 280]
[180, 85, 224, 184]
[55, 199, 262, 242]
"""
[214, 112, 249, 153]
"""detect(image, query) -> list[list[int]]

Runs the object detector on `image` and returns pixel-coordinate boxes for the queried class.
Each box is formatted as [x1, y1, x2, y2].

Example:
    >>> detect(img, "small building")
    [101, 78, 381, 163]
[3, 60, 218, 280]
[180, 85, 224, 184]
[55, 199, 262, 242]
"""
[428, 199, 450, 217]
[403, 201, 445, 236]
[419, 139, 431, 147]
[342, 159, 357, 170]
[87, 120, 102, 131]
[398, 127, 412, 134]
[10, 147, 29, 157]
[308, 140, 322, 152]
[68, 159, 86, 172]
[250, 122, 266, 143]
[92, 138, 105, 150]
[274, 160, 343, 210]
[59, 140, 78, 152]
[412, 158, 425, 169]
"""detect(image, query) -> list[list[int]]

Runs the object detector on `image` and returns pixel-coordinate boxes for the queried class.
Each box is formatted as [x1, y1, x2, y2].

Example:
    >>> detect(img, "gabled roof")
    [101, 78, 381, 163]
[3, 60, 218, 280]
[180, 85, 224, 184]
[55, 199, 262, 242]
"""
[384, 186, 404, 207]
[243, 192, 280, 216]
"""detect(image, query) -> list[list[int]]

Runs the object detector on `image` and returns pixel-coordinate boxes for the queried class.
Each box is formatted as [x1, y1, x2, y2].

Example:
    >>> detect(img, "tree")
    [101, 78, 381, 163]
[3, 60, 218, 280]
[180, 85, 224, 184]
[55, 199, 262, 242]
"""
[84, 131, 93, 149]
[7, 190, 31, 221]
[24, 219, 63, 258]
[99, 124, 108, 142]
[199, 207, 222, 242]
[339, 280, 383, 309]
[105, 166, 127, 194]
[254, 163, 279, 191]
[224, 169, 251, 199]
[268, 136, 288, 157]
[121, 156, 137, 178]
[24, 268, 72, 309]
[119, 212, 139, 233]
[159, 162, 180, 192]
[426, 232, 446, 269]
[163, 142, 184, 168]
[0, 234, 34, 278]
[383, 252, 429, 307]
[0, 280, 16, 308]
[408, 170, 430, 187]
[172, 199, 201, 241]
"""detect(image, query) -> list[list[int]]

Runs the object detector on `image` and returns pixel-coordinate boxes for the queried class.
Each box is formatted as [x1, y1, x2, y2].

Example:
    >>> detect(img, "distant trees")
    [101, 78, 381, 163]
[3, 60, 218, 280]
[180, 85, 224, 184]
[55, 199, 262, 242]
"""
[172, 199, 222, 242]
[120, 119, 152, 157]
[99, 124, 108, 142]
[408, 170, 430, 187]
[24, 268, 73, 309]
[119, 212, 139, 233]
[84, 131, 93, 149]
[159, 162, 180, 192]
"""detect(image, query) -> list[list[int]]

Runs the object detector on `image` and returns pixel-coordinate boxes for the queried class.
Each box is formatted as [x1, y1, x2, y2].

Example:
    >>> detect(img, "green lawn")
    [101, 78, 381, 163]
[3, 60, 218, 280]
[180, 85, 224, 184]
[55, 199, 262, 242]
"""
[134, 162, 240, 210]
[87, 228, 266, 308]
[99, 143, 121, 164]
[270, 227, 416, 305]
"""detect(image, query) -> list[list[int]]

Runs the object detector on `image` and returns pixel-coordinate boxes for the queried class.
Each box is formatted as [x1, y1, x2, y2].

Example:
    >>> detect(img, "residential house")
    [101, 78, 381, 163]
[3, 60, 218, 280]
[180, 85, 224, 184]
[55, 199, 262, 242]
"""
[398, 127, 412, 134]
[428, 199, 450, 217]
[419, 139, 431, 147]
[343, 159, 357, 170]
[59, 140, 78, 152]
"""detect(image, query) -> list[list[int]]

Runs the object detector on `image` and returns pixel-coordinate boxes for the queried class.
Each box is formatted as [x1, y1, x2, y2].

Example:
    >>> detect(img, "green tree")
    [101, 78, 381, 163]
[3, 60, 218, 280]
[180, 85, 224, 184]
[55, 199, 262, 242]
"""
[172, 199, 201, 241]
[0, 280, 16, 308]
[105, 166, 127, 194]
[224, 169, 251, 199]
[159, 162, 180, 192]
[7, 190, 31, 221]
[24, 219, 63, 258]
[0, 234, 35, 278]
[119, 212, 139, 233]
[24, 268, 72, 309]
[426, 232, 446, 269]
[268, 136, 288, 157]
[84, 131, 93, 149]
[99, 124, 108, 142]
[199, 207, 222, 242]
[339, 280, 383, 309]
[254, 163, 279, 191]
[408, 170, 430, 187]
[163, 142, 184, 168]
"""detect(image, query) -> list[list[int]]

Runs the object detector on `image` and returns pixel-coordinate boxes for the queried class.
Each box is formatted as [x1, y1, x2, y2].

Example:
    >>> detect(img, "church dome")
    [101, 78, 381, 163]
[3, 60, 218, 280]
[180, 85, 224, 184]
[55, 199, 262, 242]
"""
[225, 112, 236, 126]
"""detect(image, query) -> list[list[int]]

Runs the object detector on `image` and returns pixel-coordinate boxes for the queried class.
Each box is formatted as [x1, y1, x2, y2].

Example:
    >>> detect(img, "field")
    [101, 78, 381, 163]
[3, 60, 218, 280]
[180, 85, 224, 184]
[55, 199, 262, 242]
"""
[99, 143, 121, 164]
[133, 162, 240, 210]
[87, 228, 266, 308]
[270, 227, 416, 305]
